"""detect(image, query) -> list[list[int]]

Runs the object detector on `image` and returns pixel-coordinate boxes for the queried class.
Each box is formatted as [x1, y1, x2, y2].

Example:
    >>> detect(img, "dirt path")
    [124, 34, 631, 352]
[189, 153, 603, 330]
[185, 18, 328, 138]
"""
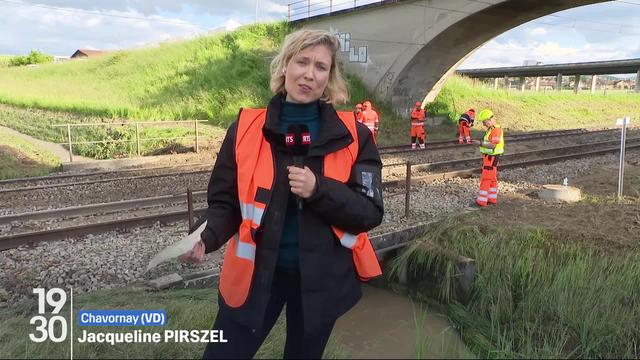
[0, 125, 91, 163]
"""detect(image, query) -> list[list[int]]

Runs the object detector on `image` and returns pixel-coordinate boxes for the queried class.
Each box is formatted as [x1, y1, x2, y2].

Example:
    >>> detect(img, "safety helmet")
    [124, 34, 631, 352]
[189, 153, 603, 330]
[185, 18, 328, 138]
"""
[415, 101, 422, 107]
[356, 103, 363, 110]
[478, 109, 494, 122]
[363, 100, 372, 108]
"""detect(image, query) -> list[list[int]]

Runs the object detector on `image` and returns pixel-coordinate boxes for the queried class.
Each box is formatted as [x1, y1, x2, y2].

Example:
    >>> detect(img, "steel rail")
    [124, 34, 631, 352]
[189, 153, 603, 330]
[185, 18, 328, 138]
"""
[2, 139, 639, 251]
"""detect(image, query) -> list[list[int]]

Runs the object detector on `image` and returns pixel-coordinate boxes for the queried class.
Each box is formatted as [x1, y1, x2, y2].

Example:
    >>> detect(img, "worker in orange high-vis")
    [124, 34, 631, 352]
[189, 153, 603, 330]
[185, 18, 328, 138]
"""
[458, 108, 475, 144]
[361, 100, 379, 141]
[473, 109, 504, 207]
[410, 101, 426, 149]
[355, 103, 364, 124]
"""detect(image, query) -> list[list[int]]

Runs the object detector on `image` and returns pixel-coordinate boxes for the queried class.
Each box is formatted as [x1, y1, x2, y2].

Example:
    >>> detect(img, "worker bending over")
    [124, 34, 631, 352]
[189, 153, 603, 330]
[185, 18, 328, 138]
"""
[458, 109, 475, 144]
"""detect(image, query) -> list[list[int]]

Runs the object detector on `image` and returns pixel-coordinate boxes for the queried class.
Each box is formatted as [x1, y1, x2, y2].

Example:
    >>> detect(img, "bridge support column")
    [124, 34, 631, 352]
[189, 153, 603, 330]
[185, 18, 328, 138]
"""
[504, 76, 510, 91]
[636, 70, 640, 92]
[574, 75, 581, 94]
[494, 78, 499, 90]
[519, 77, 526, 91]
[535, 77, 540, 92]
[590, 75, 597, 94]
[556, 73, 562, 91]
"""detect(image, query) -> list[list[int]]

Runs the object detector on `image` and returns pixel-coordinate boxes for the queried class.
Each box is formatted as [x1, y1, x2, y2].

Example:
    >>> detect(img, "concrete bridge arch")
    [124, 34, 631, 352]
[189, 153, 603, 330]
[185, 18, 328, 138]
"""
[295, 0, 608, 114]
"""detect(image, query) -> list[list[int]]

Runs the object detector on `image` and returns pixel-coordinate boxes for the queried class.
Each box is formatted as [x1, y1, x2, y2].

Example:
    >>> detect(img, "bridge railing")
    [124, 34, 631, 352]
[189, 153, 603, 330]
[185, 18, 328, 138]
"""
[287, 0, 385, 22]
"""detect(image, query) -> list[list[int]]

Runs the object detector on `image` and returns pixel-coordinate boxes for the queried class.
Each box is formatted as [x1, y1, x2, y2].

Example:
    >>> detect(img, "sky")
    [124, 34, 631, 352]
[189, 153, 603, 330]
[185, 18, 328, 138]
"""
[1, 0, 639, 75]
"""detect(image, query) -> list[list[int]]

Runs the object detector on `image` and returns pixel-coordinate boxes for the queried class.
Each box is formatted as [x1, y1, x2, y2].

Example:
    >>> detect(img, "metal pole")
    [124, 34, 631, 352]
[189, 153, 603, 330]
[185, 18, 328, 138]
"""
[307, 0, 310, 18]
[135, 122, 141, 156]
[187, 188, 194, 230]
[288, 4, 290, 21]
[195, 120, 200, 153]
[405, 161, 411, 218]
[617, 117, 628, 199]
[67, 124, 73, 162]
[330, 0, 332, 14]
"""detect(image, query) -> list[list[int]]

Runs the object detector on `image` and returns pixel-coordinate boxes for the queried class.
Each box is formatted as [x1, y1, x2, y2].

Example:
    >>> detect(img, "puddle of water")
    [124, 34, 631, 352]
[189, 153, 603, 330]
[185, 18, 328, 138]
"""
[333, 285, 474, 359]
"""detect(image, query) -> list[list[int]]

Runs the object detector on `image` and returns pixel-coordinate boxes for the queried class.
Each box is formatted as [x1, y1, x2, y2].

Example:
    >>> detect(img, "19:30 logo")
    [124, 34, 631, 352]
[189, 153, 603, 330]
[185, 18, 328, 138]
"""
[29, 288, 68, 343]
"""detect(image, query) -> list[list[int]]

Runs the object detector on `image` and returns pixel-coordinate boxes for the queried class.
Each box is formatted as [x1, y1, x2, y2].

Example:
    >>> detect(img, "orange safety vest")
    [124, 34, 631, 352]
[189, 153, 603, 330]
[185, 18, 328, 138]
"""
[219, 108, 383, 308]
[410, 108, 425, 126]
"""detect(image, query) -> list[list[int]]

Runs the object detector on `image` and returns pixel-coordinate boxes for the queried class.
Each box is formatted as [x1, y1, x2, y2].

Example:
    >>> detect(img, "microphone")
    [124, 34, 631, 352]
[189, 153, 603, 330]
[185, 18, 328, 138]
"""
[285, 124, 311, 210]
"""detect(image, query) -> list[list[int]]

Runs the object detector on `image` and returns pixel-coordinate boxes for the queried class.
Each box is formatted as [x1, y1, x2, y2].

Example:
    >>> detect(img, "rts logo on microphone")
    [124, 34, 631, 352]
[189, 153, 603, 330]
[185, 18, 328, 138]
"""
[285, 134, 295, 146]
[302, 133, 311, 145]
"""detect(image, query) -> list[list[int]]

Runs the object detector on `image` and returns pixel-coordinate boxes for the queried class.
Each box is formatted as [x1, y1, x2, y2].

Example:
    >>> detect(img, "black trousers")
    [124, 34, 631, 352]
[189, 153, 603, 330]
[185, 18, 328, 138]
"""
[202, 267, 336, 359]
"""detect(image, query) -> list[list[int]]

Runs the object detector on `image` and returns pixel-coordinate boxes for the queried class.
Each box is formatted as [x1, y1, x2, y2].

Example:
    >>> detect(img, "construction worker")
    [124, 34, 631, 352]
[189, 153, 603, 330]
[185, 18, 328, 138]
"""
[458, 108, 475, 144]
[410, 101, 426, 149]
[355, 103, 364, 124]
[361, 100, 379, 141]
[473, 109, 504, 207]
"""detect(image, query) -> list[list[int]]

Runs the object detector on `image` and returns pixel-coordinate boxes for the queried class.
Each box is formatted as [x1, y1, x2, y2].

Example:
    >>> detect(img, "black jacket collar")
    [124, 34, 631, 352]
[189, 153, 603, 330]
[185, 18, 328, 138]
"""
[262, 93, 354, 157]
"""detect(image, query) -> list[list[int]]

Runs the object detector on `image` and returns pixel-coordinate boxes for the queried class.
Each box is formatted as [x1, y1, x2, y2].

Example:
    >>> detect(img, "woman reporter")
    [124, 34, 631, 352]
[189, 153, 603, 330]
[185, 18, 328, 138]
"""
[181, 28, 384, 359]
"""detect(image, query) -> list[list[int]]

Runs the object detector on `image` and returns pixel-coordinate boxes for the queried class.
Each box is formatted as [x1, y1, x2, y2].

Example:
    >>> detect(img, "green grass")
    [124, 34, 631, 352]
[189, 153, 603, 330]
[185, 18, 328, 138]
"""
[0, 105, 223, 159]
[0, 287, 346, 359]
[0, 55, 11, 68]
[429, 76, 640, 132]
[1, 22, 639, 154]
[0, 126, 60, 179]
[390, 214, 640, 359]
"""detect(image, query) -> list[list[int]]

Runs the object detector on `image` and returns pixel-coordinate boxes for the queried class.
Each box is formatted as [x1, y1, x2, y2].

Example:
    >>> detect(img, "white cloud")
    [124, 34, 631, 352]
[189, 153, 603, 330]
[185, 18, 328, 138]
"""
[530, 27, 547, 36]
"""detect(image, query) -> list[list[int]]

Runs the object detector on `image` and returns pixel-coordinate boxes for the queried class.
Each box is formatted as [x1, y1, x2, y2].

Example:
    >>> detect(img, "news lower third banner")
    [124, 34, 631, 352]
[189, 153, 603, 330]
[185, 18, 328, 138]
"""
[29, 288, 227, 355]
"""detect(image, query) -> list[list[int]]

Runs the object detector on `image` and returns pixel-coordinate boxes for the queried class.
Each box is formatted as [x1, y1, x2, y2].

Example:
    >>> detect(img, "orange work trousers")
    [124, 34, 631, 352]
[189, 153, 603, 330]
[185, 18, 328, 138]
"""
[458, 121, 471, 144]
[476, 155, 499, 206]
[410, 125, 425, 144]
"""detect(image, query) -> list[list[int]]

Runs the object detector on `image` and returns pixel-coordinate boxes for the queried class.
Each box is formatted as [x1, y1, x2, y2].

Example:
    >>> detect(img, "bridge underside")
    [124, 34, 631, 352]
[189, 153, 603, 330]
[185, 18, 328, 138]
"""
[296, 0, 608, 115]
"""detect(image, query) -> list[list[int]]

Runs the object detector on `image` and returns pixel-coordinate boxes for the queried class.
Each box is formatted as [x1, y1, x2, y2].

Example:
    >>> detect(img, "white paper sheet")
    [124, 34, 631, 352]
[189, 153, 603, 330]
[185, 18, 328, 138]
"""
[146, 220, 207, 272]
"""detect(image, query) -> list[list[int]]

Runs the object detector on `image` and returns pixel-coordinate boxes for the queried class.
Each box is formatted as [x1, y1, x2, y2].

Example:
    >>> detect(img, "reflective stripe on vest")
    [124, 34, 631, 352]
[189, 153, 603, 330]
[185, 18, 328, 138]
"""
[218, 108, 382, 308]
[479, 124, 504, 155]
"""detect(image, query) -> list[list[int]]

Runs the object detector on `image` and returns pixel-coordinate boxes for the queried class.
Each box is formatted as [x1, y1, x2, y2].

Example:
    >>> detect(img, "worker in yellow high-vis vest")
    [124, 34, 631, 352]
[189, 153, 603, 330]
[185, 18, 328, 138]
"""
[473, 109, 504, 206]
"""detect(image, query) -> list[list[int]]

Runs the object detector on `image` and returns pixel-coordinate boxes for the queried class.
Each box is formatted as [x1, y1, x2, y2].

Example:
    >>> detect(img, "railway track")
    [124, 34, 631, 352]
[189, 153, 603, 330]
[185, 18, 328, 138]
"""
[0, 127, 625, 196]
[377, 128, 619, 155]
[3, 137, 639, 251]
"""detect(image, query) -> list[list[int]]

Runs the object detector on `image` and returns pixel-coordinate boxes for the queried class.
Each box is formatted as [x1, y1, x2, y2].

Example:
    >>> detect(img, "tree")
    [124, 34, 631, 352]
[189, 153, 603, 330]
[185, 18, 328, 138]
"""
[9, 50, 53, 67]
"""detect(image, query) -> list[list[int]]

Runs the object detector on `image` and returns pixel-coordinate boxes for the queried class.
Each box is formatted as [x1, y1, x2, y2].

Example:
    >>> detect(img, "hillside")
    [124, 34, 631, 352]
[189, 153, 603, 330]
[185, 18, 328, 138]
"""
[0, 22, 638, 157]
[429, 76, 640, 131]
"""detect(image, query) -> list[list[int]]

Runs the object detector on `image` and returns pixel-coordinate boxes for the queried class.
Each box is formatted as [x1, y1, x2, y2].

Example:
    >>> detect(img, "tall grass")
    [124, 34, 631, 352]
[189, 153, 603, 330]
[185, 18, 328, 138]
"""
[0, 23, 291, 124]
[391, 214, 640, 358]
[429, 76, 640, 131]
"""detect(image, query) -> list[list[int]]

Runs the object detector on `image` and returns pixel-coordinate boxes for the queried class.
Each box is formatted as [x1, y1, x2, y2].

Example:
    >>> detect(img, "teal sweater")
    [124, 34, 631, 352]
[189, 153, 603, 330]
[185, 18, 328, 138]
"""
[276, 100, 320, 268]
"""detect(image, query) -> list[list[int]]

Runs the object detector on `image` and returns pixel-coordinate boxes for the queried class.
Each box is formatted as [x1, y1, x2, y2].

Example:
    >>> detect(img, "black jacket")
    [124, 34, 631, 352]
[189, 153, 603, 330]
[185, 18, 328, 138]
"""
[199, 94, 384, 334]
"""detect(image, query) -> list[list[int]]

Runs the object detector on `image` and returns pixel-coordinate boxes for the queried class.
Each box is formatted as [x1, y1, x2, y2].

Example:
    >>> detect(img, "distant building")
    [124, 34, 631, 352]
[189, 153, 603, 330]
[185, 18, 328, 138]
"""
[53, 56, 70, 63]
[70, 49, 108, 59]
[522, 59, 543, 66]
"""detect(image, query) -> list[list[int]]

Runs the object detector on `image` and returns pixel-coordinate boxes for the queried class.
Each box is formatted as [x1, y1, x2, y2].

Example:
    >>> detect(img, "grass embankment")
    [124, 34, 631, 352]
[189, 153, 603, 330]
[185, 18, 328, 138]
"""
[1, 22, 639, 155]
[391, 197, 640, 358]
[0, 55, 11, 68]
[429, 76, 640, 132]
[0, 287, 345, 359]
[0, 126, 60, 179]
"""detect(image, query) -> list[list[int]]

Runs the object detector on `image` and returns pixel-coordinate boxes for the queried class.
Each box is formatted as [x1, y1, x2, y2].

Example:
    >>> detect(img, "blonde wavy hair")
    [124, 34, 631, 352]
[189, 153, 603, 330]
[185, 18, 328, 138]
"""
[270, 29, 348, 104]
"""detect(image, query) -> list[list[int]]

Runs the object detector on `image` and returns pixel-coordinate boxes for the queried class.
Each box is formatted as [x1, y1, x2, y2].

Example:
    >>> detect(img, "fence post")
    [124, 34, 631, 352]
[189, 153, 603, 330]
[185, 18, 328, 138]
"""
[135, 122, 141, 156]
[405, 161, 411, 218]
[66, 124, 74, 162]
[187, 188, 194, 230]
[195, 120, 200, 153]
